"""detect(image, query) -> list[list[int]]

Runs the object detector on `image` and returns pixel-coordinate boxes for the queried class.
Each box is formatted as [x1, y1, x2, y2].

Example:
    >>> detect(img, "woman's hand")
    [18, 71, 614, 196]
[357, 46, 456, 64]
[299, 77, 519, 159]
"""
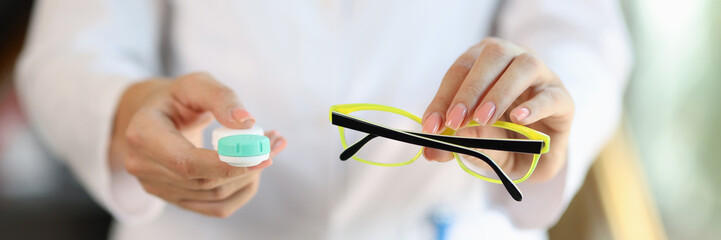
[422, 38, 573, 182]
[109, 72, 287, 218]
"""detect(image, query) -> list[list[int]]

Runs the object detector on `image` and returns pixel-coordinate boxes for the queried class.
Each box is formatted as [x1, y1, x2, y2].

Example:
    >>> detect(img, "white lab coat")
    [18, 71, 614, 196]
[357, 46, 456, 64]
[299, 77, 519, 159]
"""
[16, 0, 631, 239]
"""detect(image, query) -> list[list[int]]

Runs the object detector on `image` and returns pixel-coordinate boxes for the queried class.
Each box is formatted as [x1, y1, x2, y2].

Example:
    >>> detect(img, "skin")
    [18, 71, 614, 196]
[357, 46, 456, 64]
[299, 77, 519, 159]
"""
[108, 37, 572, 218]
[109, 72, 287, 218]
[422, 38, 574, 182]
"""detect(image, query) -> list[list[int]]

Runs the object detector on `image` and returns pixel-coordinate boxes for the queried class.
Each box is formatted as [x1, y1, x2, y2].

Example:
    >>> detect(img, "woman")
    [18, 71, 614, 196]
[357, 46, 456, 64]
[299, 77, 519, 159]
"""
[16, 0, 631, 239]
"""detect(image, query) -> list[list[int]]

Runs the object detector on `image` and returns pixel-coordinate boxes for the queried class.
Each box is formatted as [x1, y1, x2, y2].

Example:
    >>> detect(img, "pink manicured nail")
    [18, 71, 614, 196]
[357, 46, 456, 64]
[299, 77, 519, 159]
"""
[422, 112, 442, 134]
[231, 108, 255, 123]
[511, 107, 530, 122]
[473, 102, 496, 126]
[445, 103, 467, 130]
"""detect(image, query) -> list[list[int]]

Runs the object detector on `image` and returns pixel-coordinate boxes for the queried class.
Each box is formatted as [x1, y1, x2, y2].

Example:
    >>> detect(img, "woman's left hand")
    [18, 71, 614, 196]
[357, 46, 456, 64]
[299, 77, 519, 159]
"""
[422, 37, 574, 182]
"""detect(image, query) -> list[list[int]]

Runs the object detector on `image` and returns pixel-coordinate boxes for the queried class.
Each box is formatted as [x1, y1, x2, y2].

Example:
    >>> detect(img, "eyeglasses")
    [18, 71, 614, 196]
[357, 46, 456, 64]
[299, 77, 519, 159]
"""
[329, 103, 550, 201]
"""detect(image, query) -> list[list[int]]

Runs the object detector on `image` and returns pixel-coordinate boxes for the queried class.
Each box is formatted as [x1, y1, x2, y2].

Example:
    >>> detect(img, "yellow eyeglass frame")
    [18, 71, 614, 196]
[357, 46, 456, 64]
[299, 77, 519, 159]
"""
[330, 103, 550, 184]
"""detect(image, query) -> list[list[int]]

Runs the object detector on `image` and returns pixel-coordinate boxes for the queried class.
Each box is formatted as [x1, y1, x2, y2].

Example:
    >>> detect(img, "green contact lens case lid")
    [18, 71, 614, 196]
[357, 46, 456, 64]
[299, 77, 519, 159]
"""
[218, 135, 270, 157]
[212, 126, 269, 167]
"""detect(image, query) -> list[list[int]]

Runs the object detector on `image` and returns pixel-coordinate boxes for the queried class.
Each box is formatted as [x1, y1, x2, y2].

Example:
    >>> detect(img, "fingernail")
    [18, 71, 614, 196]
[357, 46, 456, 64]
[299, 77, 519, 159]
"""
[473, 102, 496, 126]
[231, 108, 255, 123]
[445, 103, 467, 130]
[511, 107, 530, 122]
[422, 112, 442, 134]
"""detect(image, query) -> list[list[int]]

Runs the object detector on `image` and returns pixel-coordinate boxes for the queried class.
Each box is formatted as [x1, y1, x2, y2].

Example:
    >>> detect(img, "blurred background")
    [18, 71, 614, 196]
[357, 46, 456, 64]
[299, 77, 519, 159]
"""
[623, 0, 721, 238]
[0, 1, 111, 239]
[0, 0, 719, 239]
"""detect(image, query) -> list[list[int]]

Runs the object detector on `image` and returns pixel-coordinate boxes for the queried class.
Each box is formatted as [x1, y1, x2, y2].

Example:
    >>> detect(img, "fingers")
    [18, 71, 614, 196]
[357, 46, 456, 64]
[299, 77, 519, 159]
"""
[121, 72, 289, 218]
[177, 175, 261, 218]
[265, 130, 288, 158]
[142, 171, 261, 218]
[128, 125, 282, 218]
[128, 106, 289, 180]
[423, 147, 454, 162]
[127, 108, 253, 179]
[128, 153, 256, 191]
[164, 131, 286, 201]
[424, 53, 552, 162]
[246, 131, 287, 171]
[445, 39, 524, 130]
[421, 44, 484, 162]
[170, 72, 255, 129]
[423, 39, 521, 161]
[472, 53, 546, 126]
[422, 45, 482, 134]
[159, 127, 288, 219]
[510, 85, 574, 126]
[141, 173, 256, 202]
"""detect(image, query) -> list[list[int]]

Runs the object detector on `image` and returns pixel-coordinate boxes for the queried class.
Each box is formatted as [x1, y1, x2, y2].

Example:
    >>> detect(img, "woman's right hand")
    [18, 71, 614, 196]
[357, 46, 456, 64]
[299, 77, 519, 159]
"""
[109, 72, 287, 218]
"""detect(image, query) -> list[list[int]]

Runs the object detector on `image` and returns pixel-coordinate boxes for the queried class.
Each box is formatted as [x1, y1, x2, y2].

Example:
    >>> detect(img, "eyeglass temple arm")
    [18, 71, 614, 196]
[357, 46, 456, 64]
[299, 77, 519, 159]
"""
[407, 132, 543, 154]
[343, 131, 543, 158]
[340, 130, 542, 161]
[340, 134, 378, 161]
[331, 112, 523, 202]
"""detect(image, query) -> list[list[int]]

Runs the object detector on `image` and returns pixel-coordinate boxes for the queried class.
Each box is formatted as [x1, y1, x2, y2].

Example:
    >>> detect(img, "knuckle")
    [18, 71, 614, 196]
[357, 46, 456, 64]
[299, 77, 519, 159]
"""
[124, 157, 142, 176]
[176, 75, 193, 87]
[171, 158, 194, 178]
[210, 185, 232, 200]
[194, 178, 219, 190]
[543, 88, 561, 106]
[522, 99, 540, 113]
[567, 90, 576, 113]
[459, 82, 485, 99]
[214, 85, 236, 101]
[428, 99, 451, 117]
[185, 71, 212, 82]
[466, 44, 484, 57]
[124, 111, 155, 147]
[550, 87, 575, 116]
[455, 47, 480, 70]
[220, 165, 236, 178]
[177, 72, 212, 89]
[448, 61, 473, 75]
[480, 41, 508, 59]
[480, 37, 501, 46]
[516, 53, 541, 73]
[124, 123, 143, 147]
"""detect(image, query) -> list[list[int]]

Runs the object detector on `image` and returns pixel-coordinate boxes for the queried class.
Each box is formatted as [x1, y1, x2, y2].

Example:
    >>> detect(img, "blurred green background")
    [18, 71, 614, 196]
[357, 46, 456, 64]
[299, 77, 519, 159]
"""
[624, 0, 721, 239]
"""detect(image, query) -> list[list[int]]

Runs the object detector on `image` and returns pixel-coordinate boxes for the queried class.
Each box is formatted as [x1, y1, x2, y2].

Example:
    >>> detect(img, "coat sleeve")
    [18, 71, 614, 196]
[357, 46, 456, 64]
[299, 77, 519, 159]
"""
[15, 0, 168, 224]
[488, 0, 633, 229]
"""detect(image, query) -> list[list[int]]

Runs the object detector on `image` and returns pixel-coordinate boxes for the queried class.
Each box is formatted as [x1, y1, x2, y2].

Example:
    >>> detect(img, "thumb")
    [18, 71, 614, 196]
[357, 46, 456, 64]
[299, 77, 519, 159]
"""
[170, 72, 255, 129]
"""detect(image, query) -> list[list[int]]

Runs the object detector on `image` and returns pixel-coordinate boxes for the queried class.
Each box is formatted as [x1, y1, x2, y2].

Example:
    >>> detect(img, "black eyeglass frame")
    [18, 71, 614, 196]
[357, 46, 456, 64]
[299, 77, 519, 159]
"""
[331, 111, 546, 202]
